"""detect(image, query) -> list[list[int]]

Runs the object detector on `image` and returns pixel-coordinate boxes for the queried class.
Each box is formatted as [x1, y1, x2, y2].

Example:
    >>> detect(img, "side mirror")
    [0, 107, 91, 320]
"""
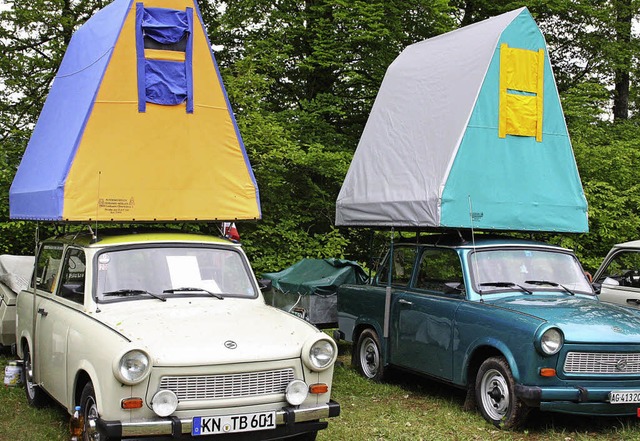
[258, 279, 273, 292]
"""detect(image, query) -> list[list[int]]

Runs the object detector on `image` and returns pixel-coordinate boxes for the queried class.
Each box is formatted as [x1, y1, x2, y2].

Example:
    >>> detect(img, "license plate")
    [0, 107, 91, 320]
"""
[192, 411, 276, 436]
[609, 390, 640, 404]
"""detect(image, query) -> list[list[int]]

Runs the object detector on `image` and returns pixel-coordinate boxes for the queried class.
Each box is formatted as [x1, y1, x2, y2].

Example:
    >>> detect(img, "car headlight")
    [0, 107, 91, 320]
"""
[152, 389, 178, 417]
[285, 380, 309, 406]
[113, 349, 151, 385]
[302, 336, 337, 372]
[538, 328, 563, 355]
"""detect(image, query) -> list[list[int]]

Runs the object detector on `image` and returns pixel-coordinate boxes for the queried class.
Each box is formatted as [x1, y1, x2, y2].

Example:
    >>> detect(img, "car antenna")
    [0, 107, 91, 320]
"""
[468, 195, 483, 302]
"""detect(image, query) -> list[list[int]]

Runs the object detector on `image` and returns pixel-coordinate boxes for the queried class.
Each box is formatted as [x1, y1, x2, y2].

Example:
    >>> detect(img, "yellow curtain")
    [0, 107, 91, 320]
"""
[499, 44, 544, 141]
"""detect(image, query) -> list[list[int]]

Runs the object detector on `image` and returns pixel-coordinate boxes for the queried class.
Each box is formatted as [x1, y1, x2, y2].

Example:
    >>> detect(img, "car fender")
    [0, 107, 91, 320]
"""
[459, 336, 521, 385]
[71, 359, 101, 413]
[351, 316, 389, 365]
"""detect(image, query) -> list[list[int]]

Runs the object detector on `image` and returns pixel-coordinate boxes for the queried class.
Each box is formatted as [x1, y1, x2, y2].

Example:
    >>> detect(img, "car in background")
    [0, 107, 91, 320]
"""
[17, 229, 339, 440]
[0, 255, 34, 351]
[335, 233, 640, 429]
[593, 240, 640, 310]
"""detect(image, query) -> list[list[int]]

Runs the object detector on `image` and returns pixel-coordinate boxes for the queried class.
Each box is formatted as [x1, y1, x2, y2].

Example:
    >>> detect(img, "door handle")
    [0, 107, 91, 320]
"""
[398, 299, 413, 306]
[626, 299, 640, 305]
[37, 308, 48, 317]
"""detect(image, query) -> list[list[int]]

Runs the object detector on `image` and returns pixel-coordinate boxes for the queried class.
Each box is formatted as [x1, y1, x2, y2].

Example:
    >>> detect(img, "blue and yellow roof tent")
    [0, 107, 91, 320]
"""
[335, 8, 588, 233]
[10, 0, 261, 222]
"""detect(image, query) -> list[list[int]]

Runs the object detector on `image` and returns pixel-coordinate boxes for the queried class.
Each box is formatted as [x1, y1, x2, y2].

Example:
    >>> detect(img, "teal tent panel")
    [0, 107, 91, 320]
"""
[440, 9, 588, 232]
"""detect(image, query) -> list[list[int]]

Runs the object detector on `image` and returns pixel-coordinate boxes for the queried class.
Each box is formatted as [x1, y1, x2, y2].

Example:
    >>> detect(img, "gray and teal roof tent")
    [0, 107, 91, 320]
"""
[335, 7, 588, 233]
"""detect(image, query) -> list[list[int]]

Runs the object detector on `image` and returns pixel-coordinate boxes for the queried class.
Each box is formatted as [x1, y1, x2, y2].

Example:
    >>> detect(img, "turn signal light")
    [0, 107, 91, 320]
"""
[539, 368, 556, 377]
[309, 383, 329, 394]
[121, 397, 144, 409]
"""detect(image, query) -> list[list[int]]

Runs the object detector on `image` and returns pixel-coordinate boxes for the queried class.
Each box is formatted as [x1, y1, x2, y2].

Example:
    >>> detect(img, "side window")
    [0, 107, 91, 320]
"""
[58, 248, 86, 304]
[35, 244, 64, 293]
[598, 251, 640, 288]
[377, 246, 417, 287]
[416, 248, 464, 295]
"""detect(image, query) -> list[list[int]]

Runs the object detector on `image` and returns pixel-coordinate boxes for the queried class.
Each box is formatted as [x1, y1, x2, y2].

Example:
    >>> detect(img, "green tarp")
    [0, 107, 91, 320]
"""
[262, 258, 367, 327]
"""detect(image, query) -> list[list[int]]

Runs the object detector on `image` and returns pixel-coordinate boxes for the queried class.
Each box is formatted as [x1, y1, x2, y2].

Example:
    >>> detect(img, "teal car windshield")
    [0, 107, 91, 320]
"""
[95, 246, 257, 302]
[470, 248, 594, 295]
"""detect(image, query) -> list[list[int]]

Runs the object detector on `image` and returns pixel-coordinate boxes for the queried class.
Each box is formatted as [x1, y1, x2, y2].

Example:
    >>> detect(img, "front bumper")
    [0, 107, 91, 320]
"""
[516, 384, 640, 416]
[96, 400, 340, 440]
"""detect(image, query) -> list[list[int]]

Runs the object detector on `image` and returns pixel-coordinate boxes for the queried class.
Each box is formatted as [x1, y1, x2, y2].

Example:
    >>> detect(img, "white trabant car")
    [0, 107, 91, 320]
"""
[593, 239, 640, 310]
[16, 230, 339, 440]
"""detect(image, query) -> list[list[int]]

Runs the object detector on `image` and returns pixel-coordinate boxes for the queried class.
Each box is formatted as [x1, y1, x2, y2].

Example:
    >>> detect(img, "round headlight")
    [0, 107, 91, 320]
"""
[285, 379, 309, 406]
[302, 337, 337, 372]
[152, 389, 178, 417]
[310, 340, 335, 369]
[114, 350, 150, 385]
[540, 328, 563, 355]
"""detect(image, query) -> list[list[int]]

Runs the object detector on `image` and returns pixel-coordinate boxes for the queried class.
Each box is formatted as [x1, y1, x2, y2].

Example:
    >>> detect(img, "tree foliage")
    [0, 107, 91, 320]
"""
[1, 1, 640, 274]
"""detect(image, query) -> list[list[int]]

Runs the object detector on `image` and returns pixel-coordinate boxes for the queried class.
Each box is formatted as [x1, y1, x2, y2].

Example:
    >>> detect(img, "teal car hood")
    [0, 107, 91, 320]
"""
[487, 295, 640, 343]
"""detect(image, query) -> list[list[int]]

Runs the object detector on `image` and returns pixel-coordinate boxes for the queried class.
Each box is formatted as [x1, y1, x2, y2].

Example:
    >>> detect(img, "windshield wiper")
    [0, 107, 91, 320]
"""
[163, 287, 224, 300]
[103, 289, 166, 302]
[478, 282, 532, 295]
[525, 280, 574, 296]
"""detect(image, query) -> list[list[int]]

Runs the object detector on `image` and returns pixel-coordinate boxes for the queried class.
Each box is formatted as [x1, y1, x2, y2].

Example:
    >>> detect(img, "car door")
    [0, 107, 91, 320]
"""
[36, 246, 86, 401]
[391, 247, 463, 381]
[595, 248, 640, 309]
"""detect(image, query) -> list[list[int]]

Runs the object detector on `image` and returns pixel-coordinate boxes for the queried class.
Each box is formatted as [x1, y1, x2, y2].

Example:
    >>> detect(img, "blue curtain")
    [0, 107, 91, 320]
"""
[136, 3, 193, 112]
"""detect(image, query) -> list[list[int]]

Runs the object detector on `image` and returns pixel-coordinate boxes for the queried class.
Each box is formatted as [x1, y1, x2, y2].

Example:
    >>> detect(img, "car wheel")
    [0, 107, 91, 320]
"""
[475, 356, 529, 429]
[354, 329, 385, 381]
[80, 382, 109, 441]
[22, 344, 48, 408]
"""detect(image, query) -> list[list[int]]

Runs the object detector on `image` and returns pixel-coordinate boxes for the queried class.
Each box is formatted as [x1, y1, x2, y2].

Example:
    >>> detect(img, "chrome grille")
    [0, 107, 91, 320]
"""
[564, 352, 640, 374]
[159, 368, 295, 401]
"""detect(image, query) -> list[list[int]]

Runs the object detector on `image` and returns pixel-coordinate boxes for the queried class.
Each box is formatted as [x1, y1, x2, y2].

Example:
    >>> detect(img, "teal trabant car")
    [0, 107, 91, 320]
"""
[335, 233, 640, 428]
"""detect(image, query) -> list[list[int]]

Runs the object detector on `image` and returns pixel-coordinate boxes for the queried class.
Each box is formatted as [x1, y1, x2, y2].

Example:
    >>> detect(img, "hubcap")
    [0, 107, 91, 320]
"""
[480, 368, 510, 421]
[359, 337, 379, 378]
[84, 396, 100, 441]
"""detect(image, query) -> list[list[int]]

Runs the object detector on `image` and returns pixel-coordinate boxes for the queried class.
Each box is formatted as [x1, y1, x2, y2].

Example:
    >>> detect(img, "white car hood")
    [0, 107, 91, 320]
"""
[93, 298, 320, 366]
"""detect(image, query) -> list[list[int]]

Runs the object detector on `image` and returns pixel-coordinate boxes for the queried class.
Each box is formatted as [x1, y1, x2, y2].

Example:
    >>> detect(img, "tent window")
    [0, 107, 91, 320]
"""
[136, 3, 194, 113]
[498, 44, 544, 141]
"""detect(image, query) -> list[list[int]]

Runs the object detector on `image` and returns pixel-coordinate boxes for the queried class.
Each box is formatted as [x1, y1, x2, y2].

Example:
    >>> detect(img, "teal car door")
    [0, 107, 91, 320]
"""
[390, 247, 464, 381]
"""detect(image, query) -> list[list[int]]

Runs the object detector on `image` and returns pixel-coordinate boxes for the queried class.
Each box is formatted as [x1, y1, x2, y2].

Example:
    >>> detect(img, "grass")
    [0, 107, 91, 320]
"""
[1, 343, 639, 441]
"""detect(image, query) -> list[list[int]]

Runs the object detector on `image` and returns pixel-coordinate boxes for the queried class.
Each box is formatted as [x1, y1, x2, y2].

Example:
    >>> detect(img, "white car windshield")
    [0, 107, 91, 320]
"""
[470, 248, 593, 295]
[95, 246, 257, 302]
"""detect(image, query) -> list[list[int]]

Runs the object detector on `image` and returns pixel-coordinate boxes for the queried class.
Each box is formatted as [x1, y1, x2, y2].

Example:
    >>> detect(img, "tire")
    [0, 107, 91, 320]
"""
[354, 329, 385, 381]
[22, 344, 49, 408]
[80, 382, 110, 441]
[475, 356, 530, 429]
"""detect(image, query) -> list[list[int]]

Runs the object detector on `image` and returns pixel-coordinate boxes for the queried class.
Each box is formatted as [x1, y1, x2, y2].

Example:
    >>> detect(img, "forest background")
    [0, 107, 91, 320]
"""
[1, 0, 639, 275]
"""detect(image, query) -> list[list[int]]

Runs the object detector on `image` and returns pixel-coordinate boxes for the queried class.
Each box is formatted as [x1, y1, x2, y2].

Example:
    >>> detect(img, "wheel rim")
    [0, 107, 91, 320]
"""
[359, 336, 379, 378]
[83, 394, 101, 441]
[24, 350, 36, 400]
[480, 368, 510, 421]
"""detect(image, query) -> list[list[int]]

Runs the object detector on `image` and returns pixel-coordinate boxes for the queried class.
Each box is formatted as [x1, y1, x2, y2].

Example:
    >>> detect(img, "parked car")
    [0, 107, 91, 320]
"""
[0, 255, 34, 351]
[16, 229, 339, 440]
[593, 240, 640, 310]
[335, 233, 640, 429]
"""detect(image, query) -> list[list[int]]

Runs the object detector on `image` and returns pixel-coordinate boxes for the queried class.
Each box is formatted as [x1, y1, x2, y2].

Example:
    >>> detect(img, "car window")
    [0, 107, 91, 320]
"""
[35, 244, 64, 293]
[470, 248, 593, 294]
[377, 246, 417, 287]
[95, 246, 257, 302]
[57, 248, 86, 304]
[416, 248, 464, 295]
[597, 250, 640, 288]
